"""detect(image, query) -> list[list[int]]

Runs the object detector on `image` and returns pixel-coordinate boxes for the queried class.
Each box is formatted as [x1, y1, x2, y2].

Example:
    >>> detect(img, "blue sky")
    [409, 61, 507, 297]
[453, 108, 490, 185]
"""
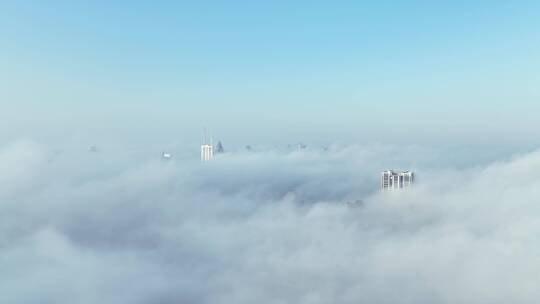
[1, 1, 539, 149]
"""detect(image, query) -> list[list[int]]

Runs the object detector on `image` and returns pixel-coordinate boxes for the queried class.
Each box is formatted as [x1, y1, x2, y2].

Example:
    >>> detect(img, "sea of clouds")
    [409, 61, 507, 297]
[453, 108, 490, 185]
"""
[2, 140, 540, 304]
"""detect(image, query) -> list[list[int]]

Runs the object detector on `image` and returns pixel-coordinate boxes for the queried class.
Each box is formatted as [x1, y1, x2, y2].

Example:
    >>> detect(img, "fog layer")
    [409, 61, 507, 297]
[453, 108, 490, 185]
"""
[1, 141, 539, 304]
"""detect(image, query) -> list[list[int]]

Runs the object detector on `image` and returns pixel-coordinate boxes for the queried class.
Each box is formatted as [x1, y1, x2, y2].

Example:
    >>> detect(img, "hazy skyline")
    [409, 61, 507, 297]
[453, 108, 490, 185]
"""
[2, 2, 540, 303]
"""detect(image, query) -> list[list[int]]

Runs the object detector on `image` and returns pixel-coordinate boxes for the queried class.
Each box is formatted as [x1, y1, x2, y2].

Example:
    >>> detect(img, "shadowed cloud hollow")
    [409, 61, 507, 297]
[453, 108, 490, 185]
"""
[1, 141, 540, 304]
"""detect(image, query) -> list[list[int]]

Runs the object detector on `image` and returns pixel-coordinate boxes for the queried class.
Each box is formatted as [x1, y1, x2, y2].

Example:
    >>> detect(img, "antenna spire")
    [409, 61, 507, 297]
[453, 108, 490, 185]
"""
[203, 127, 207, 145]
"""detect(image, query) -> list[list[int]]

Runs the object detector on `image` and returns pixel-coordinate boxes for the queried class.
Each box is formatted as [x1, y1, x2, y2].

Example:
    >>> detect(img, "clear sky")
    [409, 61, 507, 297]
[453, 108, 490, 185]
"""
[1, 1, 539, 150]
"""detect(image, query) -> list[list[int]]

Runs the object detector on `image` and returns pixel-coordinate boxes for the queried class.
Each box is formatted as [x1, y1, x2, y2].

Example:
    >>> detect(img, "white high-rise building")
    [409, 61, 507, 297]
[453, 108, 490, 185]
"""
[201, 144, 213, 161]
[201, 130, 214, 161]
[381, 170, 414, 190]
[401, 171, 414, 188]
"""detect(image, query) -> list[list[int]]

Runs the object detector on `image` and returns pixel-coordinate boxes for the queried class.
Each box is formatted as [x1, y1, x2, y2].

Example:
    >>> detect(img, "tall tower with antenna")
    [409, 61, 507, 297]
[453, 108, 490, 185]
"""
[201, 129, 214, 161]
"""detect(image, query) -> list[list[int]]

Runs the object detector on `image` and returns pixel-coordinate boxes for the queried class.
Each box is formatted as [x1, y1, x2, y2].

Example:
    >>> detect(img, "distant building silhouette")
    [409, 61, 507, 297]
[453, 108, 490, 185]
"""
[215, 141, 224, 154]
[347, 200, 364, 208]
[161, 152, 172, 161]
[89, 146, 99, 153]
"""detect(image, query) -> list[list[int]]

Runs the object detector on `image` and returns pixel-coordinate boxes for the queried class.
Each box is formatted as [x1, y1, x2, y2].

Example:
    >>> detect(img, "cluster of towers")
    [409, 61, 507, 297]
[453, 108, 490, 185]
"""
[160, 130, 223, 162]
[200, 131, 224, 161]
[200, 129, 416, 189]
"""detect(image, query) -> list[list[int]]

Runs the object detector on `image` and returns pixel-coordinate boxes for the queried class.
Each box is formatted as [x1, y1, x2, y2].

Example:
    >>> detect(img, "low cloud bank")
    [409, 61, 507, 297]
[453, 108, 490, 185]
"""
[1, 141, 540, 304]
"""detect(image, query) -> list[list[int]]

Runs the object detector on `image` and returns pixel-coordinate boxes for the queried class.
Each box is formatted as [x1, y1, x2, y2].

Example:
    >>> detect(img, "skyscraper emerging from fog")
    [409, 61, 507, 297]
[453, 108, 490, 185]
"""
[201, 130, 213, 161]
[201, 144, 213, 161]
[381, 170, 414, 190]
